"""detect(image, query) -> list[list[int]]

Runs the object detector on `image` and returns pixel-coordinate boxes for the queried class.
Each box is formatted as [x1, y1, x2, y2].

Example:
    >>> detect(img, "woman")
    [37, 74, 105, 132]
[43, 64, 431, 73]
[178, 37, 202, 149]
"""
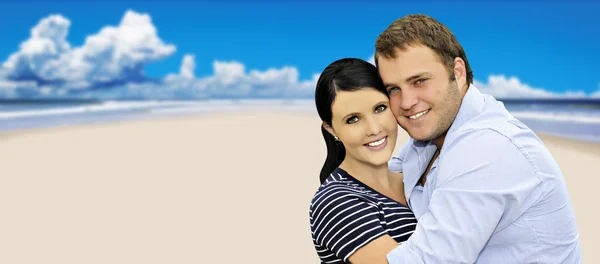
[309, 58, 417, 263]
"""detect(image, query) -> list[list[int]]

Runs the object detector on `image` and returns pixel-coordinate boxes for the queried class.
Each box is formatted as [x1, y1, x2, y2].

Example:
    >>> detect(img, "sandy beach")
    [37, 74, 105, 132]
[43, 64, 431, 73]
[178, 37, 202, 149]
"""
[0, 111, 597, 263]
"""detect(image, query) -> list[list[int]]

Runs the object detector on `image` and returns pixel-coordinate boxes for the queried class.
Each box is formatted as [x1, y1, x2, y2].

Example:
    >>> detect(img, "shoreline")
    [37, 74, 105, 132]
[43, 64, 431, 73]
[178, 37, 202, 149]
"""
[2, 110, 600, 147]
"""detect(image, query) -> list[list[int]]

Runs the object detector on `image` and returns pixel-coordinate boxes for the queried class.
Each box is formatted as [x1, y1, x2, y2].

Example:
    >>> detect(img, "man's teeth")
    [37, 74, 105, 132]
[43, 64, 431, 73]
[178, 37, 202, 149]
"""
[409, 110, 429, 119]
[367, 137, 386, 147]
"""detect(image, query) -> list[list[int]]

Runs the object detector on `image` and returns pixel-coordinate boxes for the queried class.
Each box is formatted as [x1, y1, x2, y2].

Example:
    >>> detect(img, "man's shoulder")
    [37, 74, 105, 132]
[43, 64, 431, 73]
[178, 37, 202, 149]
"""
[452, 96, 545, 152]
[444, 126, 521, 159]
[445, 105, 559, 178]
[443, 98, 535, 160]
[446, 117, 539, 159]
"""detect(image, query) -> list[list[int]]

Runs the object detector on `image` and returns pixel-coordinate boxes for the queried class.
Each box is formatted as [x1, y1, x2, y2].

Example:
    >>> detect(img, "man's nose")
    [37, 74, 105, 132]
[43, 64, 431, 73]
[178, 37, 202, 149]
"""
[399, 89, 418, 111]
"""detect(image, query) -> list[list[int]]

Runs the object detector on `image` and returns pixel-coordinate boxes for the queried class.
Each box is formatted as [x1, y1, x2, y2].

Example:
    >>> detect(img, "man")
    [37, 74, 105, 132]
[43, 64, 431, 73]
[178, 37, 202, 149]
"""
[375, 14, 582, 263]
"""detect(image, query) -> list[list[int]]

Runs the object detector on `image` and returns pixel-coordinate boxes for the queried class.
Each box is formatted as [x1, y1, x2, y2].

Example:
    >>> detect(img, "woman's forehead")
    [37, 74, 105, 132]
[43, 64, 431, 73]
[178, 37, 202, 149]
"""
[331, 89, 388, 113]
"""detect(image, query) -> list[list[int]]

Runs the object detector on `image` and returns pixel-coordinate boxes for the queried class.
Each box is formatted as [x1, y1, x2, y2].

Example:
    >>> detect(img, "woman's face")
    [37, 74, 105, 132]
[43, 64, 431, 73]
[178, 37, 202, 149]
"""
[325, 88, 399, 168]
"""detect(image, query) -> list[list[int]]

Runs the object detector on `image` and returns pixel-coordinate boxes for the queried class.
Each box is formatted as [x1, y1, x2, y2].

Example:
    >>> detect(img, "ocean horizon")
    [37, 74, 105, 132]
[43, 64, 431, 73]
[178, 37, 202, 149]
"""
[1, 98, 599, 143]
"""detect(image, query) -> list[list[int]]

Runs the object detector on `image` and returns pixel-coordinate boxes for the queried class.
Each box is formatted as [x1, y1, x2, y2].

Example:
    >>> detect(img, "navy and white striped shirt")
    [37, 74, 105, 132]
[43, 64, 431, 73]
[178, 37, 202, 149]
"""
[309, 167, 417, 263]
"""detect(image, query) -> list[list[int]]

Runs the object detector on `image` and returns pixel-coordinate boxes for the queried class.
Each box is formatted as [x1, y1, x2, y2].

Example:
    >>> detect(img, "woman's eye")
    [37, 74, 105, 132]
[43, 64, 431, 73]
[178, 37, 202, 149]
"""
[346, 116, 358, 124]
[375, 105, 387, 113]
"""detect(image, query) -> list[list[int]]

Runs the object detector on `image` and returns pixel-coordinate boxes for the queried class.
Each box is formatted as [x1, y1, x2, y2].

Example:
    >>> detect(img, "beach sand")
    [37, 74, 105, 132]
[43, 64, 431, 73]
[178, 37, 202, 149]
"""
[0, 111, 596, 263]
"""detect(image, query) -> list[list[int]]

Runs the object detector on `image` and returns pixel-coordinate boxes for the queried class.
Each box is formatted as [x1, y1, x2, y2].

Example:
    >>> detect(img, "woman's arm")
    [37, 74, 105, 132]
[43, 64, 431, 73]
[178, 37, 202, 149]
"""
[347, 235, 400, 264]
[310, 186, 405, 263]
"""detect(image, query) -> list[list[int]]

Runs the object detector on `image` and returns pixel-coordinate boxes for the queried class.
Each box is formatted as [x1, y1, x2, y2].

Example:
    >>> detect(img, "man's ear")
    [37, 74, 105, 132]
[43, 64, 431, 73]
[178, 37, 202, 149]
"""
[453, 57, 467, 91]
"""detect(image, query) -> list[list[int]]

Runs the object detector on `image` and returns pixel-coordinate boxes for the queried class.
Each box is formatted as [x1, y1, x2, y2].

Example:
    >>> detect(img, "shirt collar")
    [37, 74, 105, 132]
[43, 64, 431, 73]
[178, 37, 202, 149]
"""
[445, 84, 485, 142]
[403, 84, 485, 204]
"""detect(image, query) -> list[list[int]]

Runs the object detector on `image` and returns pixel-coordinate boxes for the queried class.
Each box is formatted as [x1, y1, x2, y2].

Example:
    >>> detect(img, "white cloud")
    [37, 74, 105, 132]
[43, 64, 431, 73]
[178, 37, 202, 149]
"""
[179, 54, 196, 79]
[2, 10, 176, 93]
[141, 58, 317, 99]
[2, 15, 71, 83]
[474, 75, 587, 99]
[0, 11, 591, 101]
[592, 84, 600, 98]
[367, 53, 375, 65]
[0, 79, 39, 98]
[81, 56, 319, 100]
[0, 10, 318, 99]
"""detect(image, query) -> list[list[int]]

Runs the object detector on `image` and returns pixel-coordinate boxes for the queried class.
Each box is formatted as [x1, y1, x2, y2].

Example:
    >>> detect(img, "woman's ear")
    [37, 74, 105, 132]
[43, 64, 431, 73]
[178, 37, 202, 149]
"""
[322, 122, 337, 138]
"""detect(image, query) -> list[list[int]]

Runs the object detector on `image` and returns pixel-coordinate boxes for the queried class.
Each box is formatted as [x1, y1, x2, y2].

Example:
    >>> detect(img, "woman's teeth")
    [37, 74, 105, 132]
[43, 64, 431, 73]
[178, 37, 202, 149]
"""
[367, 137, 386, 147]
[409, 109, 429, 119]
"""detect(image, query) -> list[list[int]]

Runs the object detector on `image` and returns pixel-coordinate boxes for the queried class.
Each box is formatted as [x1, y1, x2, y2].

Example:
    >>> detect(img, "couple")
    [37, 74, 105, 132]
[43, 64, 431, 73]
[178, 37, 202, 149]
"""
[309, 14, 582, 263]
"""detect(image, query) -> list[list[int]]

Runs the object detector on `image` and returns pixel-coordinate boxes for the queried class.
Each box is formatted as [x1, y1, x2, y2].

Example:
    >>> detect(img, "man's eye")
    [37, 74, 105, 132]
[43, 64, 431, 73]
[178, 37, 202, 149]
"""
[415, 78, 428, 86]
[388, 87, 400, 93]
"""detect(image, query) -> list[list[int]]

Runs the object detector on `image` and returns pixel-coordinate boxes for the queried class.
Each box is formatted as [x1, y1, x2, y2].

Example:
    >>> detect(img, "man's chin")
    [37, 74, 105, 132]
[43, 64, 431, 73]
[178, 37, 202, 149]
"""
[399, 124, 437, 141]
[407, 131, 435, 142]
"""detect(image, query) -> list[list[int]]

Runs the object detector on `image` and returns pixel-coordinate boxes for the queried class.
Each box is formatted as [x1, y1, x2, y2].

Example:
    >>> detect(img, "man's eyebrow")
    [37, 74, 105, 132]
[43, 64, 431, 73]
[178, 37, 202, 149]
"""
[405, 72, 431, 83]
[384, 72, 432, 88]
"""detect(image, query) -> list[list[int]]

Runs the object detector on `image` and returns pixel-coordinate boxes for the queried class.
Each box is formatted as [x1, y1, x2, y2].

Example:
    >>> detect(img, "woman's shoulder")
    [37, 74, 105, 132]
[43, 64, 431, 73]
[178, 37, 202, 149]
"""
[312, 176, 357, 203]
[315, 168, 355, 190]
[310, 171, 369, 210]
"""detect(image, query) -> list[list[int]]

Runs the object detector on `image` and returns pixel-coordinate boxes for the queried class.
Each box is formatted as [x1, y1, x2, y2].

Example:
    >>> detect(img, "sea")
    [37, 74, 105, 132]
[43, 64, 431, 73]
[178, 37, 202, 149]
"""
[1, 98, 599, 143]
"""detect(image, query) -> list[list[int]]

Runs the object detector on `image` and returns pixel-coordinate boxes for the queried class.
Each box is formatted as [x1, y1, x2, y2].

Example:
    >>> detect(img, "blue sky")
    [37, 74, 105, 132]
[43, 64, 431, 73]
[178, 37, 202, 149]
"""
[0, 0, 598, 99]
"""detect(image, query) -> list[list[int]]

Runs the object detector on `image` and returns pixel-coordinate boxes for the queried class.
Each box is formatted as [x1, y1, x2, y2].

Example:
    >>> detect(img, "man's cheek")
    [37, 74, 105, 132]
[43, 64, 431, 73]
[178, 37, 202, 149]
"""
[390, 97, 402, 115]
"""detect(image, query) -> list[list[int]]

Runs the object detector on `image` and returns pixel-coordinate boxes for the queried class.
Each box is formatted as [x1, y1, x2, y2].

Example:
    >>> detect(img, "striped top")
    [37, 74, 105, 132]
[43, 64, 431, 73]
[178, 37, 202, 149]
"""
[309, 167, 417, 263]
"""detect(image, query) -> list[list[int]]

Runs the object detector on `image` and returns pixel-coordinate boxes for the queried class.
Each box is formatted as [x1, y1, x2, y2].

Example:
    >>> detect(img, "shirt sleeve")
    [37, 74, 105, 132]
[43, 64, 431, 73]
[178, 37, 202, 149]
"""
[386, 129, 543, 264]
[310, 185, 389, 262]
[388, 140, 411, 173]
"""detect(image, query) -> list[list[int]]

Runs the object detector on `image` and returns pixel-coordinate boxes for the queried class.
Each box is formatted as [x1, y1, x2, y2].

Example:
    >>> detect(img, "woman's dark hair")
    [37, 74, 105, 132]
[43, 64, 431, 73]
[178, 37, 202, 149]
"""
[315, 58, 389, 184]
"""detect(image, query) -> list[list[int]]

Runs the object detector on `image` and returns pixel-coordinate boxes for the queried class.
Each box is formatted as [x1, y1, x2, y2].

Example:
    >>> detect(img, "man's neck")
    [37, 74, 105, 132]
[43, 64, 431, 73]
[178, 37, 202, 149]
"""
[430, 83, 469, 150]
[432, 134, 446, 150]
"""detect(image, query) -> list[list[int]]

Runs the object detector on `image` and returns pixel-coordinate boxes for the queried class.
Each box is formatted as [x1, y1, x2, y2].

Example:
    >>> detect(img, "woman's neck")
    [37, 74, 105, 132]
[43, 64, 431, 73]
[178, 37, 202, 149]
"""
[339, 158, 407, 206]
[339, 159, 391, 188]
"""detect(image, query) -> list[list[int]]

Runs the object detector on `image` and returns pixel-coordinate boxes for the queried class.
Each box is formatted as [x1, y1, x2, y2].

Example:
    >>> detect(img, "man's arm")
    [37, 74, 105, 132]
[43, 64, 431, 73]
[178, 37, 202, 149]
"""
[386, 129, 543, 263]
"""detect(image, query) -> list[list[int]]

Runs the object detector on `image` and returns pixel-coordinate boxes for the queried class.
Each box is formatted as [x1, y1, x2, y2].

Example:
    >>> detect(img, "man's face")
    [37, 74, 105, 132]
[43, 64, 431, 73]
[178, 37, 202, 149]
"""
[377, 45, 465, 143]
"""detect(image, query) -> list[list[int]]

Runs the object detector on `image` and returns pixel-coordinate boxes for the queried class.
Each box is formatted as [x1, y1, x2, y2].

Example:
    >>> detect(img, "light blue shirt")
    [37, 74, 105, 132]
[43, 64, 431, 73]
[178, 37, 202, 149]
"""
[387, 85, 582, 263]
